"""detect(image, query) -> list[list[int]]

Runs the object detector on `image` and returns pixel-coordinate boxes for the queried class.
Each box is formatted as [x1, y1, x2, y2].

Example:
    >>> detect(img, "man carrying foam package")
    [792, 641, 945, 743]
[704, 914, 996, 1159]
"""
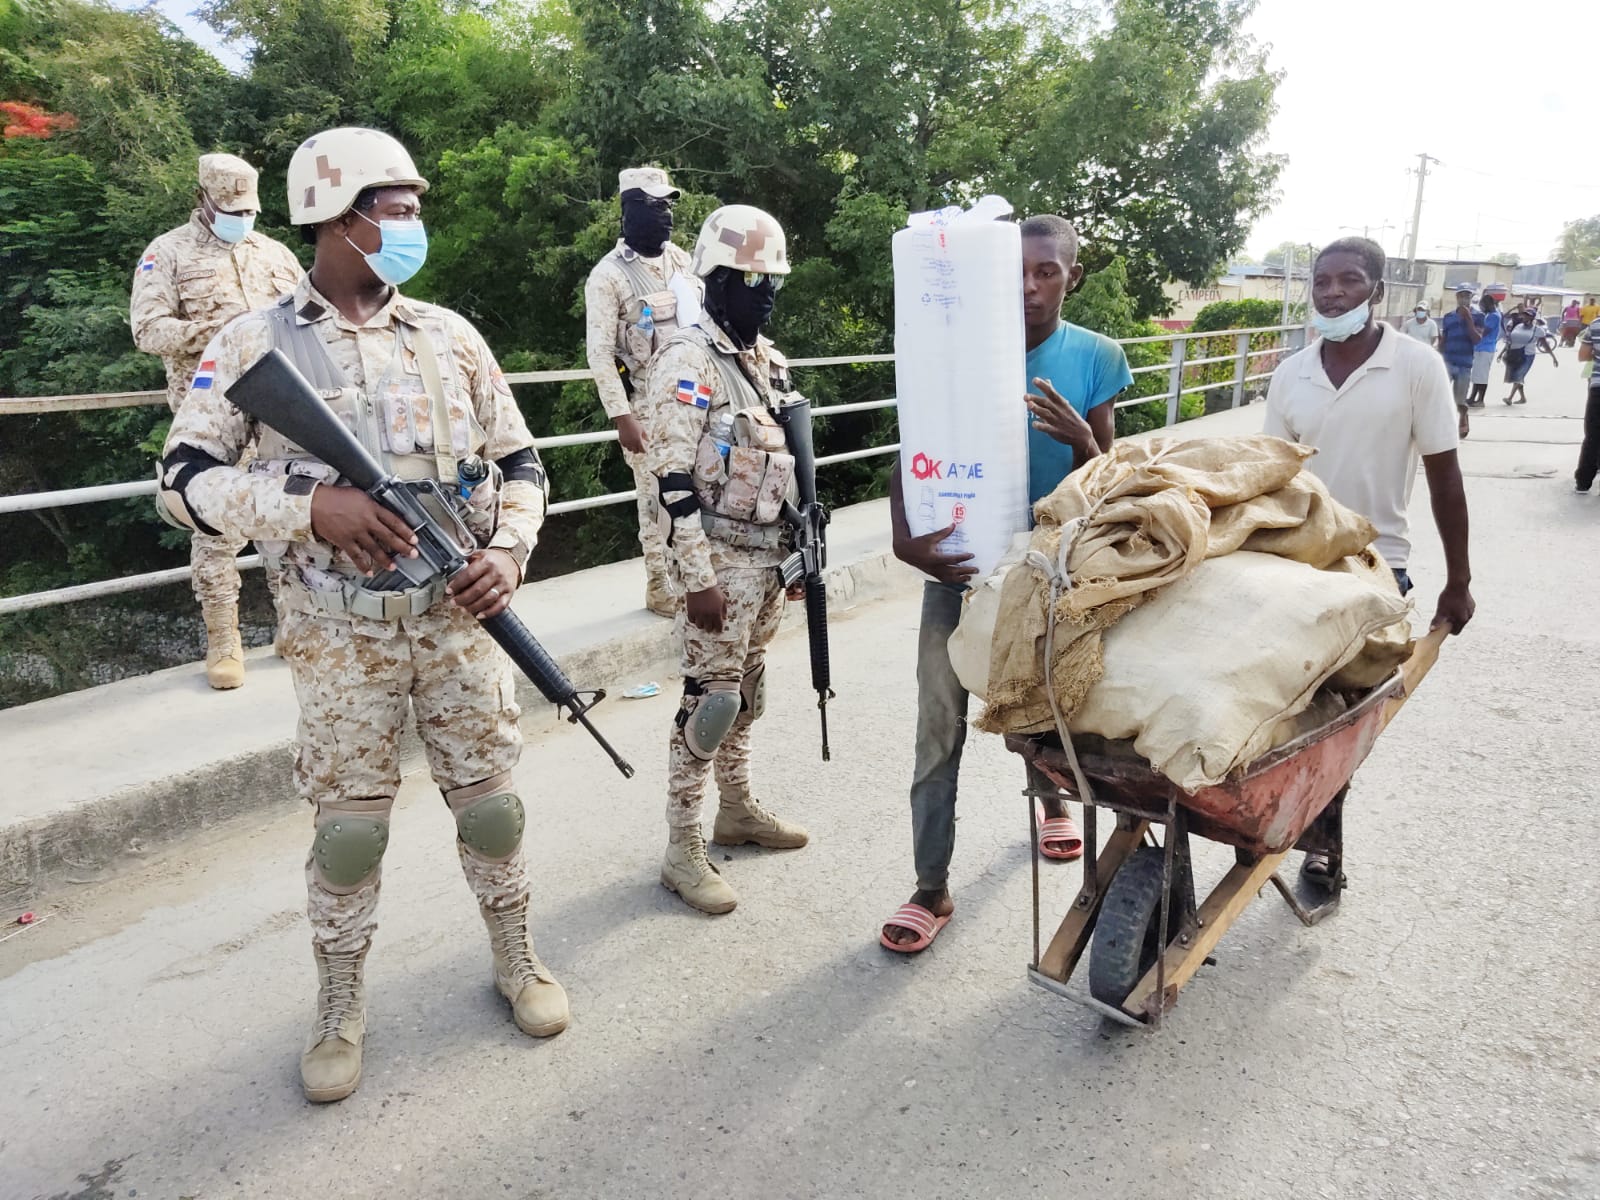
[1265, 236, 1474, 891]
[880, 214, 1132, 954]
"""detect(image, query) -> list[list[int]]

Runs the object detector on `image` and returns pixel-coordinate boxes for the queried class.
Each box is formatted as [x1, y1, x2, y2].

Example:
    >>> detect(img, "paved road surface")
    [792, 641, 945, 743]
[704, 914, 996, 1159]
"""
[3, 363, 1597, 1199]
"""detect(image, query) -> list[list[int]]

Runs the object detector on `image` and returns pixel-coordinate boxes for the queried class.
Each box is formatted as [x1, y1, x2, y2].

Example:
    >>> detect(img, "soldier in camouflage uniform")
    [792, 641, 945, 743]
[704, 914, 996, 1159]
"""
[646, 205, 810, 915]
[159, 128, 568, 1104]
[584, 166, 701, 616]
[131, 153, 304, 689]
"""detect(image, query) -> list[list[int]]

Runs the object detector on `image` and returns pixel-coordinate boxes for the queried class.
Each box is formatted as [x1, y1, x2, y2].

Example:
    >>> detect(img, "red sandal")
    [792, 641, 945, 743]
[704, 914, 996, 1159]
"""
[1036, 801, 1084, 861]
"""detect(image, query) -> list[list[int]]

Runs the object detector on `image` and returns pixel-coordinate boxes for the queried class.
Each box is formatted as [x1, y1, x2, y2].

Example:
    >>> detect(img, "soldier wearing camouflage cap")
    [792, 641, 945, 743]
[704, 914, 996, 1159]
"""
[130, 152, 303, 689]
[159, 127, 568, 1103]
[583, 165, 702, 616]
[644, 204, 809, 915]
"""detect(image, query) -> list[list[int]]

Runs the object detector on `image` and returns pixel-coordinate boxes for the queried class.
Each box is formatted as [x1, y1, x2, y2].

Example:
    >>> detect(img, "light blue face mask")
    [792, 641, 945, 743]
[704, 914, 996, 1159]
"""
[209, 210, 255, 244]
[1311, 297, 1372, 342]
[347, 210, 427, 286]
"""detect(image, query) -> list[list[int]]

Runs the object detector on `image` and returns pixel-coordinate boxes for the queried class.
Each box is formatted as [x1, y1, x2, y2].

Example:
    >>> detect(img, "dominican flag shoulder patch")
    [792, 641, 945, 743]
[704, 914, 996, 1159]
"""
[676, 379, 712, 409]
[192, 360, 216, 390]
[138, 252, 157, 274]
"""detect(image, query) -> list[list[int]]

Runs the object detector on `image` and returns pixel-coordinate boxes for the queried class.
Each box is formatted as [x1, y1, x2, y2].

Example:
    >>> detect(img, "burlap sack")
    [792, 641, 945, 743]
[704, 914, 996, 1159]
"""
[1325, 547, 1416, 689]
[978, 435, 1324, 736]
[1207, 471, 1378, 569]
[1069, 552, 1411, 793]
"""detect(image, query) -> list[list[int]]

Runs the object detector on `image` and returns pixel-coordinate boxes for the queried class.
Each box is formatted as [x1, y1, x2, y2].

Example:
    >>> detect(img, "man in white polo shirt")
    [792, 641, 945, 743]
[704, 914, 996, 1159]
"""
[1264, 236, 1475, 888]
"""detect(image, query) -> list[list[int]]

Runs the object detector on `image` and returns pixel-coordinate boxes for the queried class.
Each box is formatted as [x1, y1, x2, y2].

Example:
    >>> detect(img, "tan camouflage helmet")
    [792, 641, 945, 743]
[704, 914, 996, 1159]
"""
[198, 153, 261, 212]
[286, 127, 430, 226]
[689, 205, 790, 278]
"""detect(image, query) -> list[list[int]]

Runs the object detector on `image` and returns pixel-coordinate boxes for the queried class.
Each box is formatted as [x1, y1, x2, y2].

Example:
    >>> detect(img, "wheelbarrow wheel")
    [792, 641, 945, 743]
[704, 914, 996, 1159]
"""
[1089, 845, 1177, 1010]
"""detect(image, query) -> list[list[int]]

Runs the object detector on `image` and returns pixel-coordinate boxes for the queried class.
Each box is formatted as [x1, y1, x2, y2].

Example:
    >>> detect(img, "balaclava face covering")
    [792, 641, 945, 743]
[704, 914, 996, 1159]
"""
[621, 190, 673, 257]
[703, 267, 776, 349]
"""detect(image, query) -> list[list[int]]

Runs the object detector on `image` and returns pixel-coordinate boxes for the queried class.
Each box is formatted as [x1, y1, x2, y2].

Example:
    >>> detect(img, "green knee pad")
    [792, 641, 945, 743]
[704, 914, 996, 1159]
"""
[455, 791, 526, 861]
[312, 814, 390, 891]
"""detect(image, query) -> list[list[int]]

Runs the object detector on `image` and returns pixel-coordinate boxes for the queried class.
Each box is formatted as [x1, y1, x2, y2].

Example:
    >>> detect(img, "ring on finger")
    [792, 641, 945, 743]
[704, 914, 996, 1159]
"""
[488, 586, 499, 599]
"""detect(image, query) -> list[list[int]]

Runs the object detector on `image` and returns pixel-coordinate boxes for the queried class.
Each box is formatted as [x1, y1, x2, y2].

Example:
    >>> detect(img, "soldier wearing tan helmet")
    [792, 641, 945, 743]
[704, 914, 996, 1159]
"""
[130, 152, 303, 688]
[645, 205, 810, 914]
[583, 165, 702, 616]
[158, 127, 568, 1103]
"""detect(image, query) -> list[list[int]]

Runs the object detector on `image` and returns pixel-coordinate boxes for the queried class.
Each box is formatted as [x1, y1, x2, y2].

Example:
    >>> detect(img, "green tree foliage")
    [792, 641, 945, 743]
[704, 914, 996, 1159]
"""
[2, 0, 1280, 604]
[1188, 297, 1283, 332]
[1552, 216, 1600, 271]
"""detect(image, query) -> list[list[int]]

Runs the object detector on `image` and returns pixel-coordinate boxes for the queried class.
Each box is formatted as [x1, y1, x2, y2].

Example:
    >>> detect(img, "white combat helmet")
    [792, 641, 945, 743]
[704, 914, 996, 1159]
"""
[286, 127, 429, 226]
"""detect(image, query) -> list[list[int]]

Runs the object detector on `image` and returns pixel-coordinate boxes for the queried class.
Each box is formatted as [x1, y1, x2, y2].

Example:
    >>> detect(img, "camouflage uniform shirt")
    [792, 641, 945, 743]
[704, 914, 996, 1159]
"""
[161, 275, 546, 599]
[645, 321, 795, 593]
[130, 211, 303, 409]
[583, 239, 697, 420]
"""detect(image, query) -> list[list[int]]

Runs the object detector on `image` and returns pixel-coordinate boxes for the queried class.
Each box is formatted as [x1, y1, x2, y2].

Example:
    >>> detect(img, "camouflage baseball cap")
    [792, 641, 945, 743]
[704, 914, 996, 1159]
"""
[198, 153, 261, 212]
[690, 205, 790, 278]
[618, 166, 679, 199]
[286, 127, 429, 225]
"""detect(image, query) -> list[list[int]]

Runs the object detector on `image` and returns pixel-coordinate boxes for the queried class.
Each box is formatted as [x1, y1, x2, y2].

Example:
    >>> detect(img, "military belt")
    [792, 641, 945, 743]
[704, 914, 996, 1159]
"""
[282, 574, 447, 621]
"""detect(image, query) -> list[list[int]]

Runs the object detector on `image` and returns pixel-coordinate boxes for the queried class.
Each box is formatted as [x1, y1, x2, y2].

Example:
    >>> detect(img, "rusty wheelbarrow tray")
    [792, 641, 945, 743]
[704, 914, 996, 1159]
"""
[1004, 625, 1446, 1028]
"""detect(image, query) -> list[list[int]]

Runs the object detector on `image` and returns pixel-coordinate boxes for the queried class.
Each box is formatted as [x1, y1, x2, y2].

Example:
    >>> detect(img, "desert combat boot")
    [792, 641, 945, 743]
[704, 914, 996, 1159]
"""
[713, 791, 809, 849]
[661, 826, 738, 914]
[202, 604, 245, 690]
[480, 897, 570, 1037]
[300, 942, 369, 1103]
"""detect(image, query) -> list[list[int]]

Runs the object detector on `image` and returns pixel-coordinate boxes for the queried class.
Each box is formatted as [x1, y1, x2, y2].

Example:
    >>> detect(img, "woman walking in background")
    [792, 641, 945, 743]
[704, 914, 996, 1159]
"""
[1500, 310, 1544, 405]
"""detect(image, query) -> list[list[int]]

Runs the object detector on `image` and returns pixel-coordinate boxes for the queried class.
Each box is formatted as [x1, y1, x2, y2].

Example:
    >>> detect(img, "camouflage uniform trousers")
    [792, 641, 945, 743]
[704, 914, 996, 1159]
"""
[666, 564, 785, 829]
[185, 433, 254, 613]
[277, 596, 527, 953]
[622, 442, 671, 590]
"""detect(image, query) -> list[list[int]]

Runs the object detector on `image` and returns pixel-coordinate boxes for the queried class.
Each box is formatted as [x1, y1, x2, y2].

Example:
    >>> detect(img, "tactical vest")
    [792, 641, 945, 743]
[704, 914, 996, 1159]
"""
[252, 296, 503, 620]
[673, 326, 799, 551]
[611, 251, 684, 378]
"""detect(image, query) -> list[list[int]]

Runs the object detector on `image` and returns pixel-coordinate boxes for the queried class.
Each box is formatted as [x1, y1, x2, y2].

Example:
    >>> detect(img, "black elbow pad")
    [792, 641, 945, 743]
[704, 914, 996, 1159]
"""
[496, 447, 547, 491]
[159, 444, 227, 536]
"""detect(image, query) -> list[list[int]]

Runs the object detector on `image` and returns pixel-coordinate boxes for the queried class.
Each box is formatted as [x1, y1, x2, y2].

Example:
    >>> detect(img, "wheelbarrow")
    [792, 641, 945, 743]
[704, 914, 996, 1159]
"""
[1005, 625, 1448, 1028]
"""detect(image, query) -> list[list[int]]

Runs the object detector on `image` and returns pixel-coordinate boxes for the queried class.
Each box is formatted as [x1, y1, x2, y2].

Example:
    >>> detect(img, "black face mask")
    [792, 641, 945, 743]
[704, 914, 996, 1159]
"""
[704, 268, 776, 348]
[621, 191, 673, 257]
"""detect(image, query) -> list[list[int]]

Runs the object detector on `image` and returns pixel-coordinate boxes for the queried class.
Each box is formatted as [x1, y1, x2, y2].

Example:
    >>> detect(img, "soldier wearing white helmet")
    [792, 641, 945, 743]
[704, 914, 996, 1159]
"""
[583, 165, 702, 616]
[159, 126, 569, 1103]
[643, 204, 810, 915]
[130, 152, 303, 689]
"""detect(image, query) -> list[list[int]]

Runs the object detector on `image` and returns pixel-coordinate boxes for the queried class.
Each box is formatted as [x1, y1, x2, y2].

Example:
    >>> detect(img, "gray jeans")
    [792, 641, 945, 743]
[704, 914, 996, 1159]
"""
[908, 581, 1048, 891]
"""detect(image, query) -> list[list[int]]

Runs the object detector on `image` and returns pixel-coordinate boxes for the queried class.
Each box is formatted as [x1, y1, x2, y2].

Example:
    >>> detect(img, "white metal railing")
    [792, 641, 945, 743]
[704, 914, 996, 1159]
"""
[0, 326, 1304, 614]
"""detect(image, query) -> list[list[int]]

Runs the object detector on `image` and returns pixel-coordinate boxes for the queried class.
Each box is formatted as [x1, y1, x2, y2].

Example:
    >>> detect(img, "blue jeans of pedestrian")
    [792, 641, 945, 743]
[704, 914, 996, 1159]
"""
[908, 580, 1047, 892]
[909, 581, 969, 892]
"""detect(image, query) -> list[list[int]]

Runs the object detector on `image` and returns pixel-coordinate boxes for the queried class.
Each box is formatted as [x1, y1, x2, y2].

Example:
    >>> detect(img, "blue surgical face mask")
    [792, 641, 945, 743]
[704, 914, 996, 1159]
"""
[1312, 297, 1373, 342]
[347, 210, 427, 286]
[210, 210, 255, 244]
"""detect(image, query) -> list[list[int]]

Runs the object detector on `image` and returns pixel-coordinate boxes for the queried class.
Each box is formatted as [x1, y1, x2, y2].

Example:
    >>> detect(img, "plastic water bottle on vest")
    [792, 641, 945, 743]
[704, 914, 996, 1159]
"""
[892, 195, 1029, 579]
[637, 305, 655, 337]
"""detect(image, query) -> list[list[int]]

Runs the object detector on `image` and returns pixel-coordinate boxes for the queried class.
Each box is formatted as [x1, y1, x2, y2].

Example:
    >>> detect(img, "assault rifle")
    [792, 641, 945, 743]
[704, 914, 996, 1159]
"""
[227, 348, 635, 779]
[774, 396, 834, 760]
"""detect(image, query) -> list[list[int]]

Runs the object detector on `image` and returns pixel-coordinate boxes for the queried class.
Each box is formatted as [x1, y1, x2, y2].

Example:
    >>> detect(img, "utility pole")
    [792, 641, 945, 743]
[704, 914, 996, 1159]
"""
[1280, 243, 1294, 328]
[1403, 153, 1439, 269]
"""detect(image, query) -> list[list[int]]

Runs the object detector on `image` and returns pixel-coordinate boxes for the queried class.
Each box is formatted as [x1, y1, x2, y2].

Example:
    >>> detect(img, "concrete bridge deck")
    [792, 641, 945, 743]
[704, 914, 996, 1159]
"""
[1, 361, 1596, 1198]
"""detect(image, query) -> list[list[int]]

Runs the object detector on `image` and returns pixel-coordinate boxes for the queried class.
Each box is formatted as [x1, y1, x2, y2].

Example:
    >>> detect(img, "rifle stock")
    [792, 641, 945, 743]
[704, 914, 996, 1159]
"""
[226, 349, 635, 778]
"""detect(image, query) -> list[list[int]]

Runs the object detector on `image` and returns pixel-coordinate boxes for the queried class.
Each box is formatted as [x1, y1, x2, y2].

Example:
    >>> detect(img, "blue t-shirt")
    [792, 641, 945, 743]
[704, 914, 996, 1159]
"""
[1439, 310, 1479, 368]
[1475, 310, 1502, 352]
[1024, 321, 1134, 504]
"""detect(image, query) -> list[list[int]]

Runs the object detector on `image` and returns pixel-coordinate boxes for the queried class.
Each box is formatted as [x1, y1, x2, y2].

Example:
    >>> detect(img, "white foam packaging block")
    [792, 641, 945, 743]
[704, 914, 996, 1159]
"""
[893, 195, 1030, 579]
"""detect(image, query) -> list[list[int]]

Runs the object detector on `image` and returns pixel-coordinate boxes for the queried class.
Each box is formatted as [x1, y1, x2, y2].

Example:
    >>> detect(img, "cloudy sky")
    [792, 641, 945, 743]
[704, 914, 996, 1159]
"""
[1242, 0, 1593, 264]
[148, 0, 1590, 264]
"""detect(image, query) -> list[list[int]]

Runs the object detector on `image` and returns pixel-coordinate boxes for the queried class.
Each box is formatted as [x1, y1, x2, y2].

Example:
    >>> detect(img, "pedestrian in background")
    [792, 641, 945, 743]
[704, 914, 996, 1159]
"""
[1401, 304, 1438, 346]
[1467, 294, 1501, 408]
[1438, 287, 1481, 438]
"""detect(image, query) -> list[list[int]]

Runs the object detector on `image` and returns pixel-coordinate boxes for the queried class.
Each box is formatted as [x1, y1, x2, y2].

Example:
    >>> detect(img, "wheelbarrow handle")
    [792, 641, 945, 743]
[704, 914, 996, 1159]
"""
[1380, 624, 1449, 733]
